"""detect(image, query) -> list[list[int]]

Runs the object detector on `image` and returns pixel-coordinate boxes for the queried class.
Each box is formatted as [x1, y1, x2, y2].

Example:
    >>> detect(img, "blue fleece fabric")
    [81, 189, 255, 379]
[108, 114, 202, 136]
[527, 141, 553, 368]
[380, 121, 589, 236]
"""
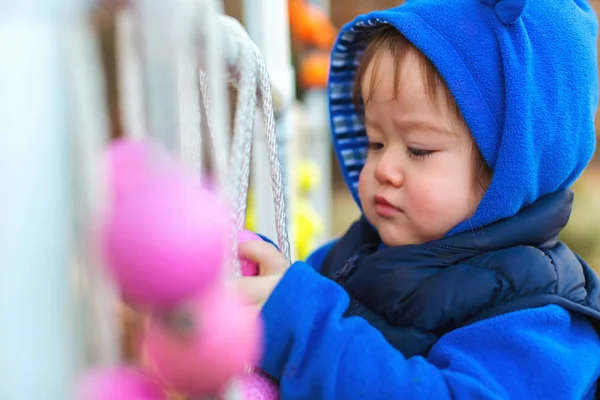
[327, 0, 598, 233]
[260, 259, 600, 399]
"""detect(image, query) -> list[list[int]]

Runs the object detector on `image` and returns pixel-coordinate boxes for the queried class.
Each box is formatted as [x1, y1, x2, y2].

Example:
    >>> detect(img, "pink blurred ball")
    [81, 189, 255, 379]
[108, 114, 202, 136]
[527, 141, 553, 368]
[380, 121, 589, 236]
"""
[141, 284, 262, 396]
[101, 147, 230, 309]
[238, 230, 261, 277]
[104, 139, 170, 204]
[200, 174, 218, 192]
[237, 370, 280, 400]
[75, 366, 164, 400]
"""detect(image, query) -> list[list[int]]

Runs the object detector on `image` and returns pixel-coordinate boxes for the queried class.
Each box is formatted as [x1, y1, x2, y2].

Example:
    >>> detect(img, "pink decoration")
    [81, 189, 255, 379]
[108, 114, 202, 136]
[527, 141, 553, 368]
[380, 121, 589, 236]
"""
[75, 366, 164, 400]
[236, 369, 280, 400]
[104, 139, 172, 204]
[97, 139, 278, 400]
[235, 231, 281, 400]
[100, 139, 229, 309]
[142, 284, 262, 396]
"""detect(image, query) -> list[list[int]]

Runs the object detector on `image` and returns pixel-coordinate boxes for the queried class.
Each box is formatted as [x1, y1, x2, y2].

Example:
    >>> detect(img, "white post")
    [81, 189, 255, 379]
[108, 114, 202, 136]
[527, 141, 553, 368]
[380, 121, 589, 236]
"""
[115, 7, 147, 140]
[136, 0, 181, 153]
[304, 89, 332, 243]
[66, 1, 121, 367]
[0, 1, 93, 398]
[304, 0, 333, 244]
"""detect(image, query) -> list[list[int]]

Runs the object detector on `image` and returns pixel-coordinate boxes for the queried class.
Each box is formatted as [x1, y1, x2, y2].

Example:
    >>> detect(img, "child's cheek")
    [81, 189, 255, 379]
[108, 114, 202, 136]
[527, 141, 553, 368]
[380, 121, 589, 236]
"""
[406, 178, 444, 223]
[408, 172, 473, 235]
[357, 166, 373, 204]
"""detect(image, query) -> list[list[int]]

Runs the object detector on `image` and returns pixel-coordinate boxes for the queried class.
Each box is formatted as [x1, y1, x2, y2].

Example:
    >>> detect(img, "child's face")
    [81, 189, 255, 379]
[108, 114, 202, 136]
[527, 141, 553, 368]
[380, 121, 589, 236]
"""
[358, 50, 485, 246]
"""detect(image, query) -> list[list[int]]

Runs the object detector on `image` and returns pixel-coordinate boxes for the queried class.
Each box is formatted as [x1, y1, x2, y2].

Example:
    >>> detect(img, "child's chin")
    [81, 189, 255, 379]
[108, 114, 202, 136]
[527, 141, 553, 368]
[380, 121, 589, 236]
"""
[378, 227, 421, 247]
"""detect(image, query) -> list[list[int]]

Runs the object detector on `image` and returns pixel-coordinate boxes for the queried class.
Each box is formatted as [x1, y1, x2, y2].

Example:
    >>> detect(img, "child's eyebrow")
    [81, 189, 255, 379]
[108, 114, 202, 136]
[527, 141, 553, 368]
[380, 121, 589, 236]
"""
[393, 118, 456, 136]
[363, 114, 459, 138]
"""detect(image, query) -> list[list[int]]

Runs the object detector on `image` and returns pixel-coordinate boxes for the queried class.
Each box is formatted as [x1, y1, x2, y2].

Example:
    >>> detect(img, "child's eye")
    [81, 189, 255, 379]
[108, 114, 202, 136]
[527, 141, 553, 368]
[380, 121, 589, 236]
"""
[368, 141, 384, 151]
[407, 147, 435, 159]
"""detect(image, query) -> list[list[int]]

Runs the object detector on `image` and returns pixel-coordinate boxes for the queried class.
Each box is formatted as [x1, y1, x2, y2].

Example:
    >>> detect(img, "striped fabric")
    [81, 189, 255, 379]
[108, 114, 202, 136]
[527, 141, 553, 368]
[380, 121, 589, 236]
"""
[327, 17, 388, 206]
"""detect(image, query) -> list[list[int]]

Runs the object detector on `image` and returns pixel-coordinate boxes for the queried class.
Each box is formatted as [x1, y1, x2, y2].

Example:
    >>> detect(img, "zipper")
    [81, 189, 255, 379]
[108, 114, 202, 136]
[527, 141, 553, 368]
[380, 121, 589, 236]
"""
[331, 254, 360, 283]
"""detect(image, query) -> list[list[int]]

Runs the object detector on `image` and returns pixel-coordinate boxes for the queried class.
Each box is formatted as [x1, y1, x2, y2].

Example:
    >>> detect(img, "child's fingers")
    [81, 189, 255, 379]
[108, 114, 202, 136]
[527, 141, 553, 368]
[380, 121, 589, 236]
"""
[238, 240, 286, 275]
[235, 276, 264, 304]
[235, 275, 279, 305]
[238, 240, 276, 262]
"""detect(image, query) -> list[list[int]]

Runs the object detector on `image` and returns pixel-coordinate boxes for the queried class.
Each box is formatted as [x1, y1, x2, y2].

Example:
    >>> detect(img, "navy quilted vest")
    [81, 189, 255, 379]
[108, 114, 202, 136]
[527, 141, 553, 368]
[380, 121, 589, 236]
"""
[319, 190, 600, 358]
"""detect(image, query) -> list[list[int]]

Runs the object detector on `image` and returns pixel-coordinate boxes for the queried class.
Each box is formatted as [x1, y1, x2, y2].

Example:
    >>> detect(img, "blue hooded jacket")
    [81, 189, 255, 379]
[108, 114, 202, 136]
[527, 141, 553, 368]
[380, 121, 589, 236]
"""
[258, 0, 600, 398]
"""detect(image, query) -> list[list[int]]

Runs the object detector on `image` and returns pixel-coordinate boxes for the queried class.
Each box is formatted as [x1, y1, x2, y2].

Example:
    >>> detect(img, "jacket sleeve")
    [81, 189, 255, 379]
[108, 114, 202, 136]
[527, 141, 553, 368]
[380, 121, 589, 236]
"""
[260, 261, 600, 400]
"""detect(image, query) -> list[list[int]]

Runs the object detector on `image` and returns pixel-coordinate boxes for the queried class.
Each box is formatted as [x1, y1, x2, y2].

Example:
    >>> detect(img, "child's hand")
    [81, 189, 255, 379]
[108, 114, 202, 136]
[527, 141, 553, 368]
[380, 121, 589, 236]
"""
[236, 240, 289, 313]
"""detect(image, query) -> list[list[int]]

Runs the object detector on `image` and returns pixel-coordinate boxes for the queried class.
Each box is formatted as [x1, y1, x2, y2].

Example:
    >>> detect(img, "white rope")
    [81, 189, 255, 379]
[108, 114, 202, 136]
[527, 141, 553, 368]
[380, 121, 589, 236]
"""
[175, 0, 203, 176]
[218, 15, 292, 265]
[256, 56, 292, 264]
[221, 18, 257, 254]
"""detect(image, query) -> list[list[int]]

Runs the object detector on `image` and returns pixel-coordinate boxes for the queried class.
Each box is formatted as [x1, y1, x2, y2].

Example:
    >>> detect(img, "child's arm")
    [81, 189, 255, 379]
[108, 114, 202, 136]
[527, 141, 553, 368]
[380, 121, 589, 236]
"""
[260, 262, 600, 399]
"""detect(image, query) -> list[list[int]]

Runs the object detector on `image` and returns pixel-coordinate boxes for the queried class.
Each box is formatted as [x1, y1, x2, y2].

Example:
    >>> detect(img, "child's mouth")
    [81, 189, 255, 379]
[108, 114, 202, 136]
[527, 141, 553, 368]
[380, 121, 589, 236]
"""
[374, 195, 402, 216]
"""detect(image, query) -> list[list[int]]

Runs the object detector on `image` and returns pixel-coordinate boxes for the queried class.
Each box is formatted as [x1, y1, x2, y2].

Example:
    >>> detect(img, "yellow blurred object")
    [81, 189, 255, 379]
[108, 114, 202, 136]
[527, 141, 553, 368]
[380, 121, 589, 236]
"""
[293, 160, 325, 259]
[245, 189, 257, 232]
[245, 186, 323, 260]
[245, 160, 326, 259]
[297, 160, 321, 194]
[293, 198, 324, 260]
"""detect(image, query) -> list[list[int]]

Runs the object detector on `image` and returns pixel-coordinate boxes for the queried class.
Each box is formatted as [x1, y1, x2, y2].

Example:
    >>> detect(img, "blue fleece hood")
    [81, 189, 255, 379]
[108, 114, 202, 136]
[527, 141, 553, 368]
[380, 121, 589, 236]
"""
[328, 0, 598, 233]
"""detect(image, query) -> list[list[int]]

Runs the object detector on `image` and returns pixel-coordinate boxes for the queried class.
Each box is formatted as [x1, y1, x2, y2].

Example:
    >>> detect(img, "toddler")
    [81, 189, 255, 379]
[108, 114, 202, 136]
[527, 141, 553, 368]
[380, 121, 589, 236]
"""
[238, 0, 600, 398]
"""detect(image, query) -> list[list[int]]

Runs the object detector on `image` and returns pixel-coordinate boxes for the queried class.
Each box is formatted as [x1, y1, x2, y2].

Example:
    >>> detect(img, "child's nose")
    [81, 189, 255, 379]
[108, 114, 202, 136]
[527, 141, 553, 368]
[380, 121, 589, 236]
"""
[374, 152, 403, 187]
